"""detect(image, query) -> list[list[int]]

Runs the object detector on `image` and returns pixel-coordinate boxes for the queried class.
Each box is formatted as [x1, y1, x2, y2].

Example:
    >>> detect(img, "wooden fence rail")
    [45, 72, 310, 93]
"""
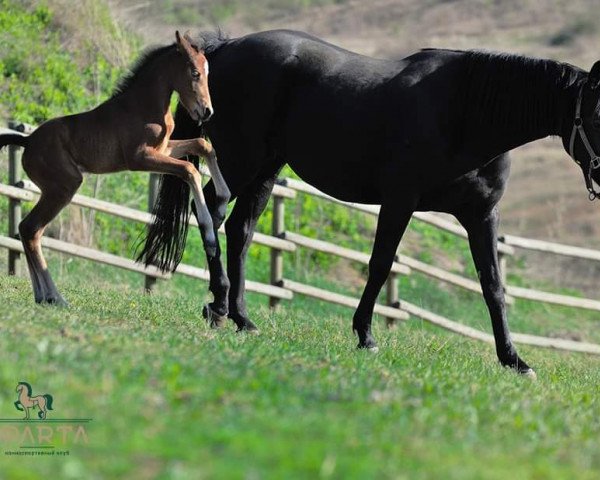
[3, 121, 600, 356]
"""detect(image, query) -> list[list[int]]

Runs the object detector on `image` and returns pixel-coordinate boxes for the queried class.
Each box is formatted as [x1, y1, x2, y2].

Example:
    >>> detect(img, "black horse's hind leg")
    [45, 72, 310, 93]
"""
[354, 200, 415, 351]
[456, 207, 535, 376]
[225, 174, 278, 332]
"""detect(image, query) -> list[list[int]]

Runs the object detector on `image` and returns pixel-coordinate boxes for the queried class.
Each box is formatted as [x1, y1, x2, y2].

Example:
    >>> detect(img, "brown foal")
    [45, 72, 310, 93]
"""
[0, 31, 230, 305]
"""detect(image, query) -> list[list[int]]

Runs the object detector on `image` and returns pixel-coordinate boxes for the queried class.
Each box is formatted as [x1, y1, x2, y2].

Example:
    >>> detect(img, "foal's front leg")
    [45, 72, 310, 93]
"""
[168, 138, 230, 226]
[167, 138, 231, 326]
[132, 148, 217, 257]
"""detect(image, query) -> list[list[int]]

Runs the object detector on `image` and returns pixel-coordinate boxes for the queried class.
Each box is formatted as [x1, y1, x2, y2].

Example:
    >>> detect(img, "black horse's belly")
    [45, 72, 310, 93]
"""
[416, 153, 511, 214]
[287, 156, 383, 204]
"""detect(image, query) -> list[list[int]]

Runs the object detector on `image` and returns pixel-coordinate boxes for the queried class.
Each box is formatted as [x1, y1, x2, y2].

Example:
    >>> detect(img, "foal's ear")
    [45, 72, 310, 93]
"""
[175, 30, 184, 51]
[175, 30, 193, 54]
[590, 60, 600, 88]
[183, 32, 201, 53]
[175, 30, 201, 56]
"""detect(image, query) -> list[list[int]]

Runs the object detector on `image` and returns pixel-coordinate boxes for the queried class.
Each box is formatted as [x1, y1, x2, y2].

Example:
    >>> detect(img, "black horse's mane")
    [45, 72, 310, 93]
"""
[18, 381, 32, 396]
[462, 50, 587, 134]
[111, 44, 177, 99]
[196, 29, 230, 55]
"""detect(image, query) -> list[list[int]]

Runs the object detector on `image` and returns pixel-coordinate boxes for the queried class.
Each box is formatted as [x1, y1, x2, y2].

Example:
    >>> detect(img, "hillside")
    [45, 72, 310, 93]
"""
[2, 1, 600, 301]
[111, 0, 600, 294]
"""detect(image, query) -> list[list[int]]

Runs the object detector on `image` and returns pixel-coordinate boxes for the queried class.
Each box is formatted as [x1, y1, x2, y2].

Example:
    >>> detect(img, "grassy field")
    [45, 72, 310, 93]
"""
[2, 2, 600, 478]
[1, 273, 599, 479]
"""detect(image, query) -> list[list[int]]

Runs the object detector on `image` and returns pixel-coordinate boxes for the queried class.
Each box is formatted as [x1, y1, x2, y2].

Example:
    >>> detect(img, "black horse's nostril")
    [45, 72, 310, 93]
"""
[202, 107, 213, 122]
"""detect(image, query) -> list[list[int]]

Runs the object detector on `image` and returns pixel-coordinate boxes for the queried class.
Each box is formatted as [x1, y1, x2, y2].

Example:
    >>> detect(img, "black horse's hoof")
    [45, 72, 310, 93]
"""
[40, 296, 68, 307]
[521, 368, 537, 379]
[202, 304, 228, 329]
[500, 355, 535, 378]
[357, 345, 379, 354]
[357, 341, 379, 353]
[236, 321, 260, 335]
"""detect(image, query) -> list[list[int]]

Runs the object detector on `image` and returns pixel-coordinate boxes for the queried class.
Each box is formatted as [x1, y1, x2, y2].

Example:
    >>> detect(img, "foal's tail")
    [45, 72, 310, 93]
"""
[0, 133, 29, 150]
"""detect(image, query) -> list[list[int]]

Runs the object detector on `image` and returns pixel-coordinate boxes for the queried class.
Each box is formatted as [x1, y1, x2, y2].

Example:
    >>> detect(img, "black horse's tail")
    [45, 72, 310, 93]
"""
[43, 394, 54, 410]
[136, 171, 193, 272]
[0, 133, 28, 150]
[136, 106, 203, 272]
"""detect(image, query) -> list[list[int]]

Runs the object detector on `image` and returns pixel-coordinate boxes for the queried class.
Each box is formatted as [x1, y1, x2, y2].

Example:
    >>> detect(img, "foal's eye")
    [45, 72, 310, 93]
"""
[191, 69, 200, 80]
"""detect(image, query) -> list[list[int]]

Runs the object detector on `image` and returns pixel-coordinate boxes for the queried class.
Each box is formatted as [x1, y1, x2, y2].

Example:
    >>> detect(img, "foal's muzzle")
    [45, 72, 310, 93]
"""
[201, 106, 213, 123]
[195, 106, 213, 125]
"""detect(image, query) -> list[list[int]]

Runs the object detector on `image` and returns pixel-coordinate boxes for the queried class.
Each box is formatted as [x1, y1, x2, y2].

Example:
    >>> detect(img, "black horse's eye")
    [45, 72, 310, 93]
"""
[191, 69, 200, 80]
[594, 117, 600, 130]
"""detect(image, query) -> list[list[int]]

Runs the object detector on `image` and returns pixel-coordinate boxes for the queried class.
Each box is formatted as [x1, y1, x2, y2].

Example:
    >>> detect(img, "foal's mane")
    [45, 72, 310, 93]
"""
[462, 50, 586, 134]
[111, 31, 229, 100]
[111, 44, 177, 99]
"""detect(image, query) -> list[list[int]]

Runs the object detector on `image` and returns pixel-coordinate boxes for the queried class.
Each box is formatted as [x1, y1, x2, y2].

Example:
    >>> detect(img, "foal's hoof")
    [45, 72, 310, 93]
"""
[202, 304, 227, 329]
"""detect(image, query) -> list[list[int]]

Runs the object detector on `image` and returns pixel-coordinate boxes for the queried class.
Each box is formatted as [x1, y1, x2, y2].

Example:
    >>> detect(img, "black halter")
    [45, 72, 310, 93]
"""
[568, 81, 600, 201]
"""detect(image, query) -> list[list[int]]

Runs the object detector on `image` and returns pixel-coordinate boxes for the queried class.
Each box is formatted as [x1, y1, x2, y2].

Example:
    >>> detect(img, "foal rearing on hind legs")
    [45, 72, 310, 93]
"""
[0, 31, 229, 305]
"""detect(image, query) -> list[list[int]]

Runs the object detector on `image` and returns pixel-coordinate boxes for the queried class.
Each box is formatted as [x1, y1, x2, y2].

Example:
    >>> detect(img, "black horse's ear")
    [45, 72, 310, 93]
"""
[590, 60, 600, 88]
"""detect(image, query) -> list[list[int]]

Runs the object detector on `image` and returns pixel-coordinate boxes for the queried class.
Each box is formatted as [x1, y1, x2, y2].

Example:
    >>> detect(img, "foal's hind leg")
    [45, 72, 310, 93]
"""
[19, 189, 79, 305]
[456, 207, 535, 377]
[20, 150, 82, 305]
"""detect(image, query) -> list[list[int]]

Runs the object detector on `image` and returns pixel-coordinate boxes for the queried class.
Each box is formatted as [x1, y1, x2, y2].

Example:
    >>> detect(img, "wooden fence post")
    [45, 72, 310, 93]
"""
[7, 120, 22, 276]
[144, 173, 160, 292]
[270, 195, 285, 308]
[385, 255, 400, 328]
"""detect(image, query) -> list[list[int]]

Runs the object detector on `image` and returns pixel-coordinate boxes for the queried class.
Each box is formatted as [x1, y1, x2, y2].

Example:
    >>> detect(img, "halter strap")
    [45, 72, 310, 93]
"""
[568, 82, 600, 200]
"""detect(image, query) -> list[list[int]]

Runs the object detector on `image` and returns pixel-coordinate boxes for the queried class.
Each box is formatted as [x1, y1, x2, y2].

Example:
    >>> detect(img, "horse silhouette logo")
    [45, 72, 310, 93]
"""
[14, 382, 54, 420]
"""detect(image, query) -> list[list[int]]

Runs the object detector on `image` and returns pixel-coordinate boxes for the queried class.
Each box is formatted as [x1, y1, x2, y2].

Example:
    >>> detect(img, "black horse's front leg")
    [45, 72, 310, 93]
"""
[457, 207, 535, 377]
[354, 200, 414, 351]
[224, 174, 278, 332]
[193, 180, 230, 327]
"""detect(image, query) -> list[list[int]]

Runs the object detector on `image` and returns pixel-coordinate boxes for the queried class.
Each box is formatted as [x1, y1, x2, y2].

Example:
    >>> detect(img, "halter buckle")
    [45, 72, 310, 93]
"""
[574, 117, 583, 127]
[592, 156, 600, 170]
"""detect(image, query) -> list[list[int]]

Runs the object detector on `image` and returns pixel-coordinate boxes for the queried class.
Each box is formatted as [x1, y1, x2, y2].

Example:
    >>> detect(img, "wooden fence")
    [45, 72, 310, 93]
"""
[2, 121, 600, 356]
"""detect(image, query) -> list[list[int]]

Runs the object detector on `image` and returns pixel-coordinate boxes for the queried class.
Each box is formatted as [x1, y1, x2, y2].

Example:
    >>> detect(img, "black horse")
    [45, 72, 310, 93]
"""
[139, 30, 600, 376]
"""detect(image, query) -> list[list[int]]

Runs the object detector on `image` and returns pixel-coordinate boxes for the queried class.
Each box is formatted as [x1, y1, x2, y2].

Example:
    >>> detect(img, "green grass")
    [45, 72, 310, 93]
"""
[1, 274, 599, 479]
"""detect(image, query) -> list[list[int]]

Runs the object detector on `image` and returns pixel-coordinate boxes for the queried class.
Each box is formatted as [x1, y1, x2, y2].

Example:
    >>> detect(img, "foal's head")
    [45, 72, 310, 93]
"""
[174, 31, 213, 125]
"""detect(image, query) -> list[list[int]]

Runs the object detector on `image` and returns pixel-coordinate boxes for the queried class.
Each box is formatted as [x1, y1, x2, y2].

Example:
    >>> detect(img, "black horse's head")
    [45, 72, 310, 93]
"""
[564, 60, 600, 199]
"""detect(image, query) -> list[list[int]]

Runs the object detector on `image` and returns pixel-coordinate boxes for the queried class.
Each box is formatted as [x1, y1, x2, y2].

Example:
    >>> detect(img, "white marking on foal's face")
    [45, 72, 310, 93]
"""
[204, 61, 209, 76]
